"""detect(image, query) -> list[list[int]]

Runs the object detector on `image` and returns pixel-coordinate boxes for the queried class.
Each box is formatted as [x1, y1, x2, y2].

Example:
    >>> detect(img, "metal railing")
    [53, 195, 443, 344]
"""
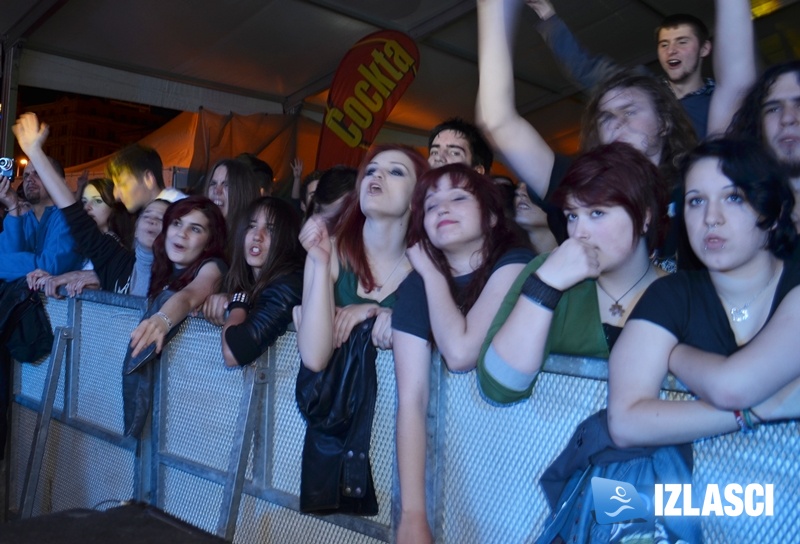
[7, 291, 800, 543]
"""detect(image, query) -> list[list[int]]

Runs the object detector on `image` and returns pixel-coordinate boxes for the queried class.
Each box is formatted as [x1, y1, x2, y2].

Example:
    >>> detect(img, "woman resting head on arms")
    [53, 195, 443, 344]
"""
[393, 163, 533, 544]
[29, 177, 135, 297]
[609, 138, 800, 448]
[220, 197, 304, 367]
[477, 141, 669, 405]
[129, 195, 227, 358]
[295, 144, 428, 372]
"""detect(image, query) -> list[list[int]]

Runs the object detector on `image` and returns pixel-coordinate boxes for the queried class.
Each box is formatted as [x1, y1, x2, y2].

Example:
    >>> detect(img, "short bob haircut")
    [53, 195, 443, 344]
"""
[78, 177, 135, 249]
[552, 142, 670, 254]
[680, 138, 797, 259]
[148, 195, 227, 298]
[226, 197, 305, 299]
[581, 71, 697, 181]
[408, 163, 528, 313]
[335, 144, 429, 292]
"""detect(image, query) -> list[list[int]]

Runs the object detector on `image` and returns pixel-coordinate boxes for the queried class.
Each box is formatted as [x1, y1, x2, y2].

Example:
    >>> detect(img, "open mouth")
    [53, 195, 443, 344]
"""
[212, 199, 224, 207]
[704, 235, 726, 250]
[667, 59, 681, 67]
[248, 245, 262, 256]
[367, 182, 383, 195]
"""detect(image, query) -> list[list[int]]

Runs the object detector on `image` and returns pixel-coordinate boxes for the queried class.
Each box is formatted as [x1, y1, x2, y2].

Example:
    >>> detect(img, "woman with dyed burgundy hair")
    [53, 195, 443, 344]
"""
[393, 163, 532, 543]
[130, 195, 227, 357]
[295, 143, 428, 372]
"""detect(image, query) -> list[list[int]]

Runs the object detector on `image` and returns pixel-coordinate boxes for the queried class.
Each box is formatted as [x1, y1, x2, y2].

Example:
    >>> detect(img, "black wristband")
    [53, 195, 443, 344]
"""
[520, 273, 563, 311]
[228, 292, 251, 312]
[227, 301, 250, 312]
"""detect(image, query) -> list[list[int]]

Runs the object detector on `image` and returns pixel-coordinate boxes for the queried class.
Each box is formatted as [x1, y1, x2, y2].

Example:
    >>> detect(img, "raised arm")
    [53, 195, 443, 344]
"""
[705, 0, 756, 135]
[393, 329, 434, 544]
[295, 216, 336, 371]
[526, 0, 621, 91]
[476, 0, 555, 200]
[669, 286, 800, 410]
[12, 113, 76, 208]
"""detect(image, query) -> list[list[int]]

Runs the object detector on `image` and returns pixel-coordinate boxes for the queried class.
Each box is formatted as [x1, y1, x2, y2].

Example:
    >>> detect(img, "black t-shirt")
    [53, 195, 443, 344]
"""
[631, 256, 800, 355]
[393, 247, 534, 340]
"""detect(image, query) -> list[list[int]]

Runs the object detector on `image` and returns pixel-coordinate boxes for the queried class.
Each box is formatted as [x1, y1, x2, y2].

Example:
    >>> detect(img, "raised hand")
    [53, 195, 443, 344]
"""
[12, 113, 49, 156]
[291, 158, 304, 179]
[298, 215, 332, 265]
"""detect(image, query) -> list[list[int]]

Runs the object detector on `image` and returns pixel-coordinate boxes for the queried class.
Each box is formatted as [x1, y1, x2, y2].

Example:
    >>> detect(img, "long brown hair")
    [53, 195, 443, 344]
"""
[78, 177, 135, 249]
[581, 71, 697, 181]
[226, 197, 305, 299]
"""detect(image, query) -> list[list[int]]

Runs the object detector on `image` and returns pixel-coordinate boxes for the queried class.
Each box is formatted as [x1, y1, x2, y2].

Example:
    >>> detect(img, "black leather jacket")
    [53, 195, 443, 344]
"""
[225, 271, 303, 366]
[295, 317, 379, 515]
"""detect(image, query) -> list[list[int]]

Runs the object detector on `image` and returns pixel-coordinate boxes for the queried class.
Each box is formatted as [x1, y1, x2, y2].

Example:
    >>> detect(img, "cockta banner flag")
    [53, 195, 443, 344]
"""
[315, 30, 420, 170]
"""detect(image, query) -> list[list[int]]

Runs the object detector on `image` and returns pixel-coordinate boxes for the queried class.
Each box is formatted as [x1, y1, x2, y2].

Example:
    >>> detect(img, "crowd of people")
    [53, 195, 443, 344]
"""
[1, 0, 800, 541]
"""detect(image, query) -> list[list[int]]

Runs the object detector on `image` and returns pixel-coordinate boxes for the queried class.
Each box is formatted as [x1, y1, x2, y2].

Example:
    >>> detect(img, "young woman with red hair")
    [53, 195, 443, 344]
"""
[295, 144, 429, 370]
[129, 195, 227, 357]
[392, 163, 533, 544]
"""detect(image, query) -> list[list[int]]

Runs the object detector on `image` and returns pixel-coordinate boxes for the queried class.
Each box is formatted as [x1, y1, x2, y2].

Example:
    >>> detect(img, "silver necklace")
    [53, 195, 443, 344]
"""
[374, 254, 406, 292]
[596, 265, 650, 317]
[720, 266, 780, 323]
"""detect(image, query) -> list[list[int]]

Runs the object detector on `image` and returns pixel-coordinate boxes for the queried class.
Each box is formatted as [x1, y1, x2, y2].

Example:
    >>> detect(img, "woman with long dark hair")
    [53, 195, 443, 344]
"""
[393, 163, 533, 544]
[217, 197, 304, 367]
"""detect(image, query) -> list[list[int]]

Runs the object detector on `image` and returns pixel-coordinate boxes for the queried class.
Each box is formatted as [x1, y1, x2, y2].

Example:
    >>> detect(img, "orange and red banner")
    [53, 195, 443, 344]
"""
[315, 30, 420, 170]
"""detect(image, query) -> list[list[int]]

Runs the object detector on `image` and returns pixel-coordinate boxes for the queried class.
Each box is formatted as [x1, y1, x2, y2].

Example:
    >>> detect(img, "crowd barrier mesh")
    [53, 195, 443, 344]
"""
[8, 292, 799, 543]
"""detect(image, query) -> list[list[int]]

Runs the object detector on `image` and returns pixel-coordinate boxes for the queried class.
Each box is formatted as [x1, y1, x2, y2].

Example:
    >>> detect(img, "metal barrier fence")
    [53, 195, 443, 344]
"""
[7, 292, 800, 543]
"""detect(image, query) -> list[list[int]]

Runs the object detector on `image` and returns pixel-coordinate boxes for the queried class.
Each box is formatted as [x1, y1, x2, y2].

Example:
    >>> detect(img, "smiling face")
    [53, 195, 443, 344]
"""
[165, 209, 211, 269]
[134, 200, 168, 250]
[81, 184, 113, 232]
[684, 158, 769, 272]
[596, 86, 664, 166]
[564, 196, 638, 274]
[761, 72, 800, 174]
[359, 150, 418, 218]
[206, 165, 229, 218]
[244, 208, 272, 277]
[422, 174, 485, 258]
[657, 24, 710, 86]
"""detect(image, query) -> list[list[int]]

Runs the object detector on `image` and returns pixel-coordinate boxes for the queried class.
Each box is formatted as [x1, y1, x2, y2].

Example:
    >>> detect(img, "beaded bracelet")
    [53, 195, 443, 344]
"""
[228, 291, 251, 312]
[155, 311, 173, 330]
[733, 409, 758, 433]
[520, 273, 563, 311]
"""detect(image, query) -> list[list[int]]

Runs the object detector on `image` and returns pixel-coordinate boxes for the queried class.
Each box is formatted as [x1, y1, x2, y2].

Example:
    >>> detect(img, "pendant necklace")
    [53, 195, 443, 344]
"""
[720, 265, 780, 323]
[374, 254, 406, 293]
[596, 264, 650, 317]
